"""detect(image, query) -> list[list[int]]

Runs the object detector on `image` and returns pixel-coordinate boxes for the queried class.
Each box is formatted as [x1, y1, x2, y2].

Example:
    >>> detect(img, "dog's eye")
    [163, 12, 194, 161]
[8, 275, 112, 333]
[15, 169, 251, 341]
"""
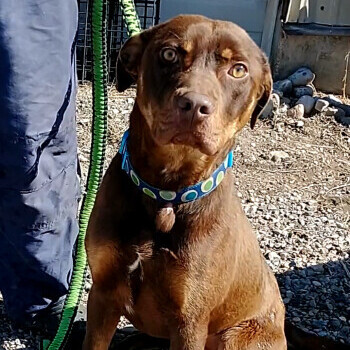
[160, 48, 178, 63]
[229, 64, 248, 78]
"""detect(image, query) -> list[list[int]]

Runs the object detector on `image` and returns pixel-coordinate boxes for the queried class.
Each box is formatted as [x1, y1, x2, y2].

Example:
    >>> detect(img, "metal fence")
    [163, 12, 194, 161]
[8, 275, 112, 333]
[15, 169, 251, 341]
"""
[77, 0, 161, 82]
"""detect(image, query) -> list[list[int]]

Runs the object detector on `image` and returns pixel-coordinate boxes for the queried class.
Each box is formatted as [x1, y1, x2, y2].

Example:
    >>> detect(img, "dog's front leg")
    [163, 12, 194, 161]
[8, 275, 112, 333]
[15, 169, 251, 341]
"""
[83, 284, 122, 350]
[170, 320, 208, 350]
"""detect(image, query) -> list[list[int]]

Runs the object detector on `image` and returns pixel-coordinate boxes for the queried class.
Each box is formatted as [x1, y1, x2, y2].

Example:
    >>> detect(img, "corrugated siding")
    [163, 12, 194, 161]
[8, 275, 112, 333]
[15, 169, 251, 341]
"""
[159, 0, 268, 46]
[287, 0, 350, 26]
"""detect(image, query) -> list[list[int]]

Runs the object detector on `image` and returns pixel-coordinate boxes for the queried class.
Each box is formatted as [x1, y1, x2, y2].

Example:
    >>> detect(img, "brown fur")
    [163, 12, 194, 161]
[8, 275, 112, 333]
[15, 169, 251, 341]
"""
[83, 15, 285, 350]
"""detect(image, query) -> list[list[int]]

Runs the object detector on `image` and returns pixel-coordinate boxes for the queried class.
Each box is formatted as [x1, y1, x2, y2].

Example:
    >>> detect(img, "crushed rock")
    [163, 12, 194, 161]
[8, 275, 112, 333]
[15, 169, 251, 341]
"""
[1, 83, 349, 348]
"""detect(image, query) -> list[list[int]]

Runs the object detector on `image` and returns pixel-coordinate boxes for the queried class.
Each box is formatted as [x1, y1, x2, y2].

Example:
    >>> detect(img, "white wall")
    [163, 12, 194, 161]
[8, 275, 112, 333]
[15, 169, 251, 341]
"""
[159, 0, 269, 46]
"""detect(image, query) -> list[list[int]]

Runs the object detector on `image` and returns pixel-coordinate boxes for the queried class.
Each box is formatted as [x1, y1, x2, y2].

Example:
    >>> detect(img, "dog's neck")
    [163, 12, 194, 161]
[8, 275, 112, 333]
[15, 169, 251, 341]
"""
[127, 103, 232, 191]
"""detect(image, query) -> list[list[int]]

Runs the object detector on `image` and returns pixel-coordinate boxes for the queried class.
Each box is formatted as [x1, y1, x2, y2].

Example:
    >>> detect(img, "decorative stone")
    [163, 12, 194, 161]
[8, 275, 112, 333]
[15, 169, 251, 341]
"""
[315, 99, 330, 112]
[287, 104, 305, 119]
[296, 95, 315, 114]
[288, 67, 315, 86]
[293, 86, 314, 98]
[273, 79, 293, 96]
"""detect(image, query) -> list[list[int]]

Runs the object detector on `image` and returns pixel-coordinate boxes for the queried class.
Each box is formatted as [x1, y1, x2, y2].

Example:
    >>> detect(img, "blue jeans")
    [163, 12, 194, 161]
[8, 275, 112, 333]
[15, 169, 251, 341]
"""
[0, 0, 80, 323]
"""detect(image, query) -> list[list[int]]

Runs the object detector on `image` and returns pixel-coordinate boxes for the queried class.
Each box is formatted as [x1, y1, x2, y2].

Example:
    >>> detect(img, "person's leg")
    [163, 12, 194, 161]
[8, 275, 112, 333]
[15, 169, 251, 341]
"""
[0, 0, 80, 328]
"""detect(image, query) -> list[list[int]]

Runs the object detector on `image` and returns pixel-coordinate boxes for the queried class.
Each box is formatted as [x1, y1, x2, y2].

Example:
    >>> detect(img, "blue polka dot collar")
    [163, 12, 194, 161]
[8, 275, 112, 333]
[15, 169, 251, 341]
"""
[118, 130, 234, 204]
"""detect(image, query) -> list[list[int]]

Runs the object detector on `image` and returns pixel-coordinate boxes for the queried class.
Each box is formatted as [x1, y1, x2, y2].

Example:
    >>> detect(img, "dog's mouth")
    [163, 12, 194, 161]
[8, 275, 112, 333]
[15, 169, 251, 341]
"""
[172, 131, 203, 146]
[170, 131, 218, 155]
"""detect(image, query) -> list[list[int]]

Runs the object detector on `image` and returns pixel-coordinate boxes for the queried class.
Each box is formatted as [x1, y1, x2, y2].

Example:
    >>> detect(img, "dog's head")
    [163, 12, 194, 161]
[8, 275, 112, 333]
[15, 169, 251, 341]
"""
[116, 15, 271, 156]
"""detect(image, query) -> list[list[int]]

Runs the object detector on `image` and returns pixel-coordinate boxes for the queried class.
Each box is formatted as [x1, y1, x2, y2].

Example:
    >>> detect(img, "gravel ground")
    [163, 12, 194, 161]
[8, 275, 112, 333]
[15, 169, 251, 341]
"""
[1, 84, 349, 349]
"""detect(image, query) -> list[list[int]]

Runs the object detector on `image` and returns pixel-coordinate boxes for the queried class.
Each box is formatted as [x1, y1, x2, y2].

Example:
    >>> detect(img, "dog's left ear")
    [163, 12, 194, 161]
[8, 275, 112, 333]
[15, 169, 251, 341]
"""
[250, 53, 272, 129]
[116, 31, 151, 92]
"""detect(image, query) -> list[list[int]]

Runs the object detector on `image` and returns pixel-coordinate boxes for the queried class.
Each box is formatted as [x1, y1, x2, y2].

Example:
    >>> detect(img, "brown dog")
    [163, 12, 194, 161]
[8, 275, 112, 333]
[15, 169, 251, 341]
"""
[83, 15, 287, 350]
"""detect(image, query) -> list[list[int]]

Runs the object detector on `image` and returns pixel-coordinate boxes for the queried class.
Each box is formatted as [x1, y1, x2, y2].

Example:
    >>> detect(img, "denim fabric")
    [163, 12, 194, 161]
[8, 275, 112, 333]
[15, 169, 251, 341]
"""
[0, 0, 80, 322]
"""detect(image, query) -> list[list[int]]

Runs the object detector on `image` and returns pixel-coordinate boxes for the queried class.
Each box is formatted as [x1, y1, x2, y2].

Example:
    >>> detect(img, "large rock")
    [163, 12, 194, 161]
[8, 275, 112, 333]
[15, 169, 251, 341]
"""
[288, 67, 315, 86]
[272, 89, 283, 98]
[324, 95, 350, 115]
[294, 86, 314, 98]
[273, 79, 293, 96]
[335, 108, 346, 118]
[296, 95, 315, 114]
[335, 108, 350, 126]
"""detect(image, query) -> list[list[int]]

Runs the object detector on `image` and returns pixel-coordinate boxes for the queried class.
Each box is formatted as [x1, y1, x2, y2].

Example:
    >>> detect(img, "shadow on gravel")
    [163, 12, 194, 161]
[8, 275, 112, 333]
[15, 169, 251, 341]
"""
[0, 298, 40, 349]
[276, 257, 350, 347]
[1, 259, 349, 349]
[105, 258, 350, 350]
[80, 259, 350, 350]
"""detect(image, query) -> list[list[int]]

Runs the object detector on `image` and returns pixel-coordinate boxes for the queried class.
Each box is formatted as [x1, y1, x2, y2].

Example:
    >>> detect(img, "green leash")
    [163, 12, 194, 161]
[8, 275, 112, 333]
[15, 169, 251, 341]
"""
[42, 0, 141, 349]
[120, 0, 141, 37]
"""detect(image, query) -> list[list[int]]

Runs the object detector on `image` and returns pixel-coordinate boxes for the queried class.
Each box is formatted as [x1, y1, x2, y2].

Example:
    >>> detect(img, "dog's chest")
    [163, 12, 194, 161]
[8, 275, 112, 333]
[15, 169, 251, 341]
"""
[124, 245, 205, 337]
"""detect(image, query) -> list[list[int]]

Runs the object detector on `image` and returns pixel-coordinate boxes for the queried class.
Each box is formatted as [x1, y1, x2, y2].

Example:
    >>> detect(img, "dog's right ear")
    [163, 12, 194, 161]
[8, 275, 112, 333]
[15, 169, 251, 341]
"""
[116, 32, 148, 92]
[250, 52, 272, 129]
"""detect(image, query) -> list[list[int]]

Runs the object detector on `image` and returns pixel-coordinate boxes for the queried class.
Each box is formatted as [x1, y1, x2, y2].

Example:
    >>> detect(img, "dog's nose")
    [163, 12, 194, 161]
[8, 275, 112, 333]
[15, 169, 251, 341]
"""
[176, 92, 214, 119]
